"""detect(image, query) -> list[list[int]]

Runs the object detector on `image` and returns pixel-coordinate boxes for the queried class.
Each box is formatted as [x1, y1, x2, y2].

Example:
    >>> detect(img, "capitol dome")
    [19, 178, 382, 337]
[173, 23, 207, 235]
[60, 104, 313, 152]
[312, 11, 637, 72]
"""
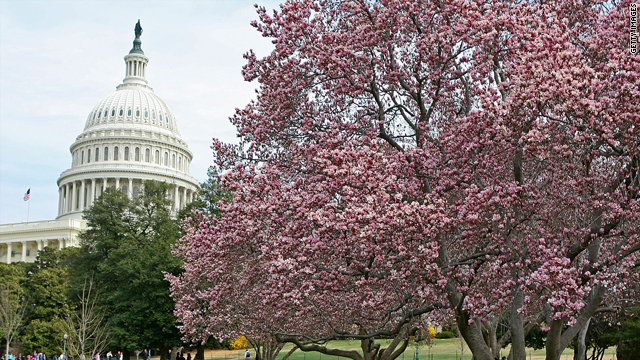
[84, 88, 181, 137]
[56, 21, 200, 220]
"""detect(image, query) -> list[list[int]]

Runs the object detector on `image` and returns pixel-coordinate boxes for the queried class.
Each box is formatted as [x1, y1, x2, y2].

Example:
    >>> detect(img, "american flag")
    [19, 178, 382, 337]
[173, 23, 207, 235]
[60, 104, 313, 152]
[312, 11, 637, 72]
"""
[23, 188, 30, 201]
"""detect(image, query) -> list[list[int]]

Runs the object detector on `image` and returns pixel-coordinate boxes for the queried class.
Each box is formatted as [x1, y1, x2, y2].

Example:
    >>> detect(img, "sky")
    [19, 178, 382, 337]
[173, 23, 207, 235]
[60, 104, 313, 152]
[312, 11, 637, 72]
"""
[0, 0, 282, 224]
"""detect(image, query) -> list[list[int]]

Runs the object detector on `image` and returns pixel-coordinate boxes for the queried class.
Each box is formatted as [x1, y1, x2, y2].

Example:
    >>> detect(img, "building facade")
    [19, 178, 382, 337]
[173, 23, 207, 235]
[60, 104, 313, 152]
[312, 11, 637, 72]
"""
[0, 23, 200, 263]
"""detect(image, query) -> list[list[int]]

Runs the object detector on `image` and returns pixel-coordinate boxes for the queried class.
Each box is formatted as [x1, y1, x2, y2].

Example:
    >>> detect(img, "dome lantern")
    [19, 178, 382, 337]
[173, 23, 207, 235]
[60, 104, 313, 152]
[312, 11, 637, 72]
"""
[120, 20, 149, 89]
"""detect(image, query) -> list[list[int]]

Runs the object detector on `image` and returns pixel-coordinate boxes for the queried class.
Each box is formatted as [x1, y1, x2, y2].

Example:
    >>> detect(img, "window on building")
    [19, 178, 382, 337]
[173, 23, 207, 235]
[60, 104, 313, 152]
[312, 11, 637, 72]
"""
[84, 187, 88, 207]
[114, 146, 119, 161]
[119, 109, 123, 116]
[164, 152, 168, 166]
[155, 150, 159, 164]
[122, 185, 128, 196]
[178, 156, 182, 171]
[95, 148, 100, 162]
[172, 154, 176, 168]
[128, 109, 132, 116]
[104, 110, 108, 117]
[111, 109, 115, 117]
[133, 186, 139, 201]
[81, 150, 84, 164]
[26, 250, 30, 256]
[87, 149, 91, 163]
[145, 148, 150, 163]
[104, 147, 109, 161]
[124, 147, 130, 161]
[144, 110, 148, 118]
[136, 109, 140, 117]
[160, 114, 163, 121]
[135, 147, 140, 161]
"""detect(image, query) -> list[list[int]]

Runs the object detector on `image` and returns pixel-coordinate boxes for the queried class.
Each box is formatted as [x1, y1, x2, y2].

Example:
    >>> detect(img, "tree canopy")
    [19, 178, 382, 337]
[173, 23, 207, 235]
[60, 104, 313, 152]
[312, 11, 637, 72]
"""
[69, 181, 183, 354]
[170, 1, 639, 360]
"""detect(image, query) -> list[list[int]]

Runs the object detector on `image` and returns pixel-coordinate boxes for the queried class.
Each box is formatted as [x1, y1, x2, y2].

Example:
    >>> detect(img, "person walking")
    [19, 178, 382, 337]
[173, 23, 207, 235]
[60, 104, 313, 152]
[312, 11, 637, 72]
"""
[244, 350, 250, 360]
[141, 350, 149, 360]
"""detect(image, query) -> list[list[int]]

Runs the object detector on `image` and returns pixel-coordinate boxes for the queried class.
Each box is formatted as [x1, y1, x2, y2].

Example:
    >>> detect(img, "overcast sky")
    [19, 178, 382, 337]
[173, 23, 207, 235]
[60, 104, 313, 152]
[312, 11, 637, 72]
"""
[0, 0, 282, 224]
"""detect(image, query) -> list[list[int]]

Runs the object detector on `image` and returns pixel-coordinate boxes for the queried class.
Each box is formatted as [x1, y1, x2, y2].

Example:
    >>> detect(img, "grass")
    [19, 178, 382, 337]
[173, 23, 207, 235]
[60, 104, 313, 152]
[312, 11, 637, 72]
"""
[189, 339, 617, 360]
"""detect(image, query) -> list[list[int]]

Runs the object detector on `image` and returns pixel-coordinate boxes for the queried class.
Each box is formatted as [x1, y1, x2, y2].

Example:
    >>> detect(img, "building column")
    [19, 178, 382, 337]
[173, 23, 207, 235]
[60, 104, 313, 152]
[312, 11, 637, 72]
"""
[115, 177, 120, 190]
[64, 183, 69, 213]
[182, 187, 187, 209]
[103, 178, 108, 193]
[174, 185, 179, 213]
[128, 178, 133, 198]
[80, 179, 86, 211]
[43, 239, 48, 247]
[21, 241, 27, 262]
[90, 178, 96, 206]
[6, 242, 12, 264]
[37, 240, 42, 252]
[58, 187, 63, 216]
[71, 181, 77, 211]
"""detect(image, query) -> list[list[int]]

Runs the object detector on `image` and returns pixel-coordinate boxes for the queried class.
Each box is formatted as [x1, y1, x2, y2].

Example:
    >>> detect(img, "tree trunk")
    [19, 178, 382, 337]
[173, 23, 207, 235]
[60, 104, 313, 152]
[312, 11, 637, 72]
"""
[196, 345, 205, 360]
[573, 319, 590, 360]
[455, 308, 494, 360]
[509, 290, 526, 360]
[171, 347, 178, 360]
[487, 316, 499, 359]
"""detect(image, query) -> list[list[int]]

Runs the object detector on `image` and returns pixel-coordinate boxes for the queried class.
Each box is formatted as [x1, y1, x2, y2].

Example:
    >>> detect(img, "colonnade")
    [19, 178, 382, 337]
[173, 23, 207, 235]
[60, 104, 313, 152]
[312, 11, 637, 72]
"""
[1, 238, 69, 264]
[58, 177, 196, 217]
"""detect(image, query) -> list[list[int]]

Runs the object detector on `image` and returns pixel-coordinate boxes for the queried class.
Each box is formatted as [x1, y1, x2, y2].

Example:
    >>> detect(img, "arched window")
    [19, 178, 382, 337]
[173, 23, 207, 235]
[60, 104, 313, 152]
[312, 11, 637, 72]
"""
[164, 152, 168, 166]
[133, 186, 139, 201]
[114, 146, 119, 161]
[104, 110, 107, 117]
[122, 185, 128, 196]
[104, 147, 109, 161]
[128, 109, 132, 116]
[144, 110, 148, 118]
[111, 109, 115, 117]
[81, 150, 84, 164]
[178, 156, 182, 171]
[172, 154, 176, 168]
[145, 148, 150, 163]
[95, 148, 100, 162]
[119, 109, 123, 116]
[87, 149, 91, 163]
[155, 150, 159, 164]
[136, 109, 140, 117]
[135, 147, 140, 161]
[124, 147, 129, 161]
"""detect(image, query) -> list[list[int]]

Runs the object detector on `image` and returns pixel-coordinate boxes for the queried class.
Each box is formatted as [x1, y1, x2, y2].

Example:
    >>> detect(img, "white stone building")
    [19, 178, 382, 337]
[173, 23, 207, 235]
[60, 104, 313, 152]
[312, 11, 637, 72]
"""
[0, 23, 200, 263]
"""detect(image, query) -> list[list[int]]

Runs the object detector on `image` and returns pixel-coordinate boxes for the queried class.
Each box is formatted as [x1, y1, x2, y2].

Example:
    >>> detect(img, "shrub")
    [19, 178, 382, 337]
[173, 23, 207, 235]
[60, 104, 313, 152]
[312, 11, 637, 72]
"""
[229, 335, 249, 350]
[435, 331, 454, 339]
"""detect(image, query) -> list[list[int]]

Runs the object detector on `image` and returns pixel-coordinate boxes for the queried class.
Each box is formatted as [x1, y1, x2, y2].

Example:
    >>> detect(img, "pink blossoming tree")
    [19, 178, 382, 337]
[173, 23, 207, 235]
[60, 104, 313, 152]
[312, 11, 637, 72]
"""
[169, 1, 640, 360]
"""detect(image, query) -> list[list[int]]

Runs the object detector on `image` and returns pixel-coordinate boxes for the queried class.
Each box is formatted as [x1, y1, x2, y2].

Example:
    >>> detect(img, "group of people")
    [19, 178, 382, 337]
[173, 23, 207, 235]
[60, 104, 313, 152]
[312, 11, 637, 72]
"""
[1, 351, 71, 360]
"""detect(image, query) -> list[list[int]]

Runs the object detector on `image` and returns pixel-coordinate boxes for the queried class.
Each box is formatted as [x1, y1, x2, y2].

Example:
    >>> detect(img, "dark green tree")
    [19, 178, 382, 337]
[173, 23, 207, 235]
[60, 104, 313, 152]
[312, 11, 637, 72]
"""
[69, 181, 183, 357]
[16, 249, 70, 356]
[177, 167, 229, 221]
[616, 305, 640, 360]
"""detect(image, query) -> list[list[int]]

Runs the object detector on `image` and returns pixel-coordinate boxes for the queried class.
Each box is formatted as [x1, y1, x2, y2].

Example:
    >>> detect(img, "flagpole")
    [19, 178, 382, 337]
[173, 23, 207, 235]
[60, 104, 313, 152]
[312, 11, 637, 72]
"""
[27, 193, 30, 223]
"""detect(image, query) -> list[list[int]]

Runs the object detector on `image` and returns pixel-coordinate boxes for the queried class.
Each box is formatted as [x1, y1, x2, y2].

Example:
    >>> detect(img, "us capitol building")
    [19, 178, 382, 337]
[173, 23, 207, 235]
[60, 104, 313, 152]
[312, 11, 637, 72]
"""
[0, 22, 200, 263]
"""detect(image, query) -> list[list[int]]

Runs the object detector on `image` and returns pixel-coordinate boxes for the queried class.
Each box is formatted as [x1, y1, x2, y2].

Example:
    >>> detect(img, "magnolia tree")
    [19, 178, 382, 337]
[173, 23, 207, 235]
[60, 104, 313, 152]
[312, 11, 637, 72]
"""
[169, 143, 445, 360]
[171, 1, 639, 360]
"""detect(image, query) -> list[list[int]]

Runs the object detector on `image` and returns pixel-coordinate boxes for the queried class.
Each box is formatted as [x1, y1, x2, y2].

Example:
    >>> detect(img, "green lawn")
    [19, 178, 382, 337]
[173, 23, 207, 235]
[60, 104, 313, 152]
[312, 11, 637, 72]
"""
[196, 339, 617, 360]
